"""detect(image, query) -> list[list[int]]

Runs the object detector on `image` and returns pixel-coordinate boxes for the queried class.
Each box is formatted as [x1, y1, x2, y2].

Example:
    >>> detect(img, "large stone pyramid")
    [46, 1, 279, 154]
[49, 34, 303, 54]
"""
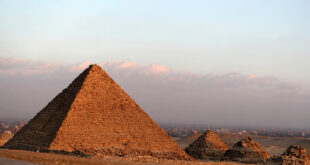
[185, 130, 228, 160]
[3, 64, 191, 160]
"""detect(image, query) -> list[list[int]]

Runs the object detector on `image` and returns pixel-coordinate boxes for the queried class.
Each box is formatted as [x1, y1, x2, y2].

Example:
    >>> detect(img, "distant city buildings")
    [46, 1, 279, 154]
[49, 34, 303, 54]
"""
[160, 124, 310, 138]
[1, 120, 310, 139]
[0, 121, 26, 135]
[216, 128, 230, 134]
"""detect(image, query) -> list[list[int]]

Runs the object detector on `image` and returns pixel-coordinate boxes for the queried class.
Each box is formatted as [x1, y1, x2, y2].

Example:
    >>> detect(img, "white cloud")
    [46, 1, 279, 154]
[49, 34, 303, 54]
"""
[0, 57, 29, 69]
[147, 64, 170, 75]
[0, 57, 309, 128]
[115, 61, 141, 70]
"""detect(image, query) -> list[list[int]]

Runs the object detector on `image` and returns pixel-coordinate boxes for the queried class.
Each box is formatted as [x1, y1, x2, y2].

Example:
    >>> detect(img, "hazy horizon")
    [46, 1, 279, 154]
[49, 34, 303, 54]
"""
[0, 1, 309, 129]
[0, 59, 309, 129]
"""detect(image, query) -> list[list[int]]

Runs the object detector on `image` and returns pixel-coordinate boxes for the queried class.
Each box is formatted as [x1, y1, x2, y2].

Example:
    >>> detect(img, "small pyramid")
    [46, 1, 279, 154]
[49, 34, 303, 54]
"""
[224, 137, 270, 163]
[280, 145, 310, 165]
[185, 130, 228, 160]
[3, 64, 191, 160]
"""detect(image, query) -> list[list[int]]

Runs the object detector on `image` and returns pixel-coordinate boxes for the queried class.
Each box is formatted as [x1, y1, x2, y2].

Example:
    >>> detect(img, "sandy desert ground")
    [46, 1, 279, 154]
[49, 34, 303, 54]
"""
[0, 149, 247, 165]
[0, 133, 309, 164]
[0, 133, 243, 164]
[0, 157, 36, 165]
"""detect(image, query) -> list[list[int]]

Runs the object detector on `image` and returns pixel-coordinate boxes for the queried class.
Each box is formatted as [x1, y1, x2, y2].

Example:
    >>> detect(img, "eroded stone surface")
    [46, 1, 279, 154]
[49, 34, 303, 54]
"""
[185, 130, 228, 160]
[3, 64, 192, 160]
[280, 145, 310, 165]
[224, 137, 270, 163]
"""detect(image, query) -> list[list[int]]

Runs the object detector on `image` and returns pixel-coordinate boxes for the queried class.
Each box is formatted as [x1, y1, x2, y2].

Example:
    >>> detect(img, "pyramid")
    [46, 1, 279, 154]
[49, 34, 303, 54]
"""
[224, 137, 270, 163]
[185, 130, 228, 160]
[280, 145, 310, 165]
[3, 64, 191, 160]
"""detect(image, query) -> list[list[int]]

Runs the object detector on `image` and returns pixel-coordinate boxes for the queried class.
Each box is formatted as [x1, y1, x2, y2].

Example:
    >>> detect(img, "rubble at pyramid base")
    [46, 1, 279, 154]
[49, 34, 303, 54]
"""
[3, 143, 192, 160]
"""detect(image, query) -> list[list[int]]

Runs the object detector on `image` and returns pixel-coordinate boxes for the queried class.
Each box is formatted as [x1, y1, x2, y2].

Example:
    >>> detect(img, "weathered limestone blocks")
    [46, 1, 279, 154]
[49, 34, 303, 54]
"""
[224, 137, 270, 163]
[185, 130, 228, 160]
[3, 64, 192, 160]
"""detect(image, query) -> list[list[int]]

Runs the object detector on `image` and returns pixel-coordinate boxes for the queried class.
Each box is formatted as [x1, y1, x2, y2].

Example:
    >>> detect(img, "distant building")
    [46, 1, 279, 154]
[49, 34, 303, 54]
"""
[238, 130, 247, 135]
[218, 128, 230, 134]
[4, 130, 12, 135]
[251, 131, 258, 135]
[301, 131, 305, 137]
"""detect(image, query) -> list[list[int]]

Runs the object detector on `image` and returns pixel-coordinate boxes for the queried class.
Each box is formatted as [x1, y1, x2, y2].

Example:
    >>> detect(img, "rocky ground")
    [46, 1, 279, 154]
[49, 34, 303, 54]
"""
[0, 134, 249, 165]
[0, 149, 246, 165]
[1, 133, 310, 164]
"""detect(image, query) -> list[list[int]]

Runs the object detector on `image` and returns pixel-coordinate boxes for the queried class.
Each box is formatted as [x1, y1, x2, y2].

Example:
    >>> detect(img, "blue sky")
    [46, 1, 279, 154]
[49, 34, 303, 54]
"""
[0, 1, 310, 127]
[1, 0, 309, 84]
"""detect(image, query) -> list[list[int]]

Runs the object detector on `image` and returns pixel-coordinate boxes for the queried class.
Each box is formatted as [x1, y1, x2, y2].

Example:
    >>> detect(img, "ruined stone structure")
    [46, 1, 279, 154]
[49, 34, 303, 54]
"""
[3, 64, 191, 160]
[224, 137, 270, 163]
[185, 130, 228, 160]
[280, 145, 310, 165]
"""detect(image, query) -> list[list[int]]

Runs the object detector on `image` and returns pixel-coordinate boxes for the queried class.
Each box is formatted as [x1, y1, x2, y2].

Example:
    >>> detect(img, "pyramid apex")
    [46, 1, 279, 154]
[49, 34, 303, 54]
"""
[87, 64, 108, 74]
[205, 129, 215, 135]
[88, 64, 102, 70]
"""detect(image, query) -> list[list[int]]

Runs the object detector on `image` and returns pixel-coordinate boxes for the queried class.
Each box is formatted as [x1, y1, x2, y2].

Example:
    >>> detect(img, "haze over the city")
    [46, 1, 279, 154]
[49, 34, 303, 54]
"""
[0, 0, 309, 128]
